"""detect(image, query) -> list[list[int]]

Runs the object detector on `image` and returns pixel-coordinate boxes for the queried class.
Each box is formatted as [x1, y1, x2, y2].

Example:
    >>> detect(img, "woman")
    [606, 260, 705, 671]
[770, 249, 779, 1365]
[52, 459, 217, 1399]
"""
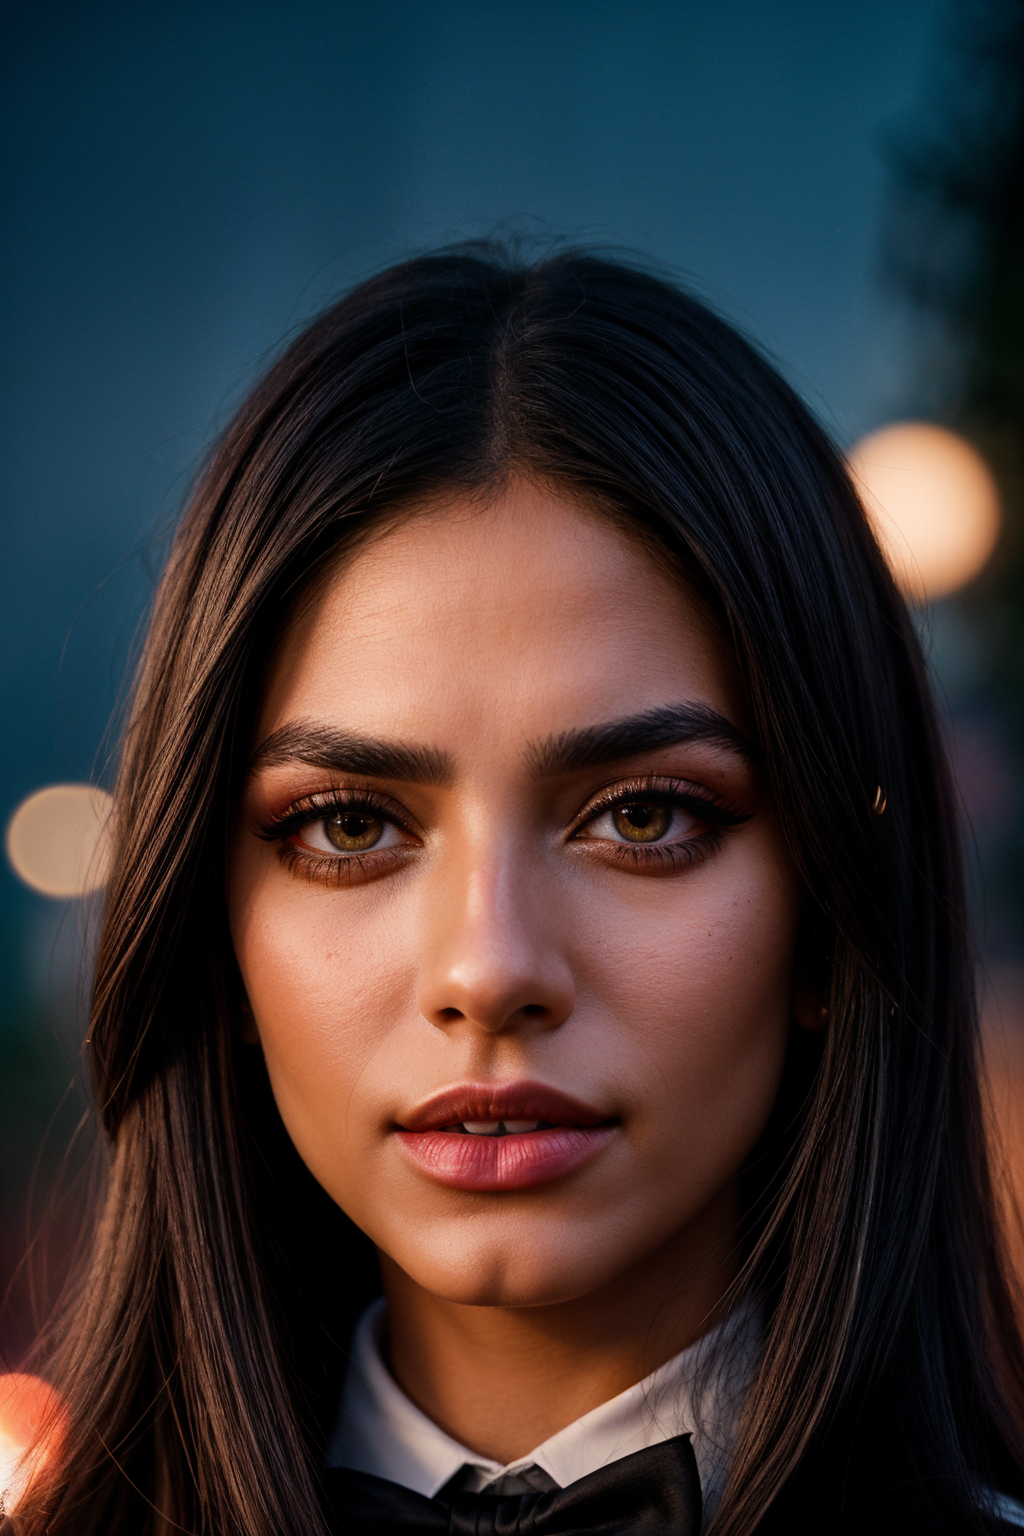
[8, 245, 1024, 1534]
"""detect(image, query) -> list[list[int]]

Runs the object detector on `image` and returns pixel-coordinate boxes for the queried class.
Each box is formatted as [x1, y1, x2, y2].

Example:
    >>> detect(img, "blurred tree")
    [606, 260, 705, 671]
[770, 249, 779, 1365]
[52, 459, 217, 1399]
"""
[880, 0, 1024, 948]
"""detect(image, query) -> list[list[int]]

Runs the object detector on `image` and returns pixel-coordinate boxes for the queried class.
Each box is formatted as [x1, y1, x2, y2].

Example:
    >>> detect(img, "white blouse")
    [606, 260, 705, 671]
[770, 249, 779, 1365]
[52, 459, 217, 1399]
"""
[327, 1295, 761, 1519]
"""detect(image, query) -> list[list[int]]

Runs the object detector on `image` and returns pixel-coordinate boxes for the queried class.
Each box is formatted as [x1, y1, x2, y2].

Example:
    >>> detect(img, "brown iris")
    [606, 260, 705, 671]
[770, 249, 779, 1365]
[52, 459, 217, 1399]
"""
[612, 802, 671, 843]
[324, 810, 385, 851]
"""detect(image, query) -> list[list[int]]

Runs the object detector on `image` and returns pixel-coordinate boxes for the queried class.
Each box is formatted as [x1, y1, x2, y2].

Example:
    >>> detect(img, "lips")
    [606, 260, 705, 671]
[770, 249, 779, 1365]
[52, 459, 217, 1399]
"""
[394, 1080, 617, 1191]
[399, 1081, 609, 1133]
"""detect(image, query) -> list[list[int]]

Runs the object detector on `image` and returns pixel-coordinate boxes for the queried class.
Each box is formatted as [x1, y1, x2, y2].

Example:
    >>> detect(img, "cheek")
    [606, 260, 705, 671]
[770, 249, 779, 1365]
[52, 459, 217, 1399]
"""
[580, 846, 800, 1156]
[228, 856, 414, 1150]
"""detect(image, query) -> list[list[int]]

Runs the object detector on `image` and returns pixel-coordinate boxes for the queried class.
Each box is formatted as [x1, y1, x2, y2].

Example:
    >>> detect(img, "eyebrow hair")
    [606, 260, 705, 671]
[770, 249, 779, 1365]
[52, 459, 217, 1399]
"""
[248, 721, 454, 785]
[525, 703, 754, 778]
[249, 705, 751, 787]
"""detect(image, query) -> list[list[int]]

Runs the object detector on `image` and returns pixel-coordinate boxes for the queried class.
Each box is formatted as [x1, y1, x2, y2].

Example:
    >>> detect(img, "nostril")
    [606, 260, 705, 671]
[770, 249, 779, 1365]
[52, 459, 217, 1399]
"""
[437, 1007, 464, 1023]
[522, 1004, 546, 1018]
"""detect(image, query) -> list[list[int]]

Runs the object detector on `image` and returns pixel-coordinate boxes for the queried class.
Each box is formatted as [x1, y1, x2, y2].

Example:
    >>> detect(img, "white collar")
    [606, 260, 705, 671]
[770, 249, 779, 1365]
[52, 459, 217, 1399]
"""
[327, 1295, 760, 1515]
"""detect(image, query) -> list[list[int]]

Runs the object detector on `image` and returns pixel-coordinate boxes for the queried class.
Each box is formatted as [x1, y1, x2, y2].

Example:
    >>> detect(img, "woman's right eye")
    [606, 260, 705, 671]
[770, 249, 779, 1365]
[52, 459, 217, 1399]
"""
[297, 809, 409, 855]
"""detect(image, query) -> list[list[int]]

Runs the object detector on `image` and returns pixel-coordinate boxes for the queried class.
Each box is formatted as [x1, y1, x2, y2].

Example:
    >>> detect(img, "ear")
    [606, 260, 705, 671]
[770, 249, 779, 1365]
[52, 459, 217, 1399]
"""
[793, 975, 829, 1033]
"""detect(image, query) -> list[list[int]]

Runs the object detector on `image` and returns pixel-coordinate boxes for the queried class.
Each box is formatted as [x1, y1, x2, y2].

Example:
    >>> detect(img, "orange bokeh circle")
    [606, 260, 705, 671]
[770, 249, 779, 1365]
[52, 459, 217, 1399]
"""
[0, 1374, 68, 1515]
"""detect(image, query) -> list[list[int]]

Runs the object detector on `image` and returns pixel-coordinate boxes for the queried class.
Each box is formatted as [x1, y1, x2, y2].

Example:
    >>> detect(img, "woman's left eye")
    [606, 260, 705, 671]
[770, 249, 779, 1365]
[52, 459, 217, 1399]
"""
[297, 809, 408, 855]
[582, 800, 698, 845]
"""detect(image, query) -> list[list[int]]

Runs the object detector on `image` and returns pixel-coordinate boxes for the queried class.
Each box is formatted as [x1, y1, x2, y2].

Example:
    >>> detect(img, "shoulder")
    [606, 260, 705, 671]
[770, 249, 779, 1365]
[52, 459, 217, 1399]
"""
[755, 1479, 1024, 1535]
[983, 1490, 1024, 1530]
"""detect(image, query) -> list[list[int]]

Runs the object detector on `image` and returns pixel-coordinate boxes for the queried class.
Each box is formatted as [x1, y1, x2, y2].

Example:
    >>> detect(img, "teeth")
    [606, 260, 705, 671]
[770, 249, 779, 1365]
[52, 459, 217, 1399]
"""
[456, 1119, 544, 1136]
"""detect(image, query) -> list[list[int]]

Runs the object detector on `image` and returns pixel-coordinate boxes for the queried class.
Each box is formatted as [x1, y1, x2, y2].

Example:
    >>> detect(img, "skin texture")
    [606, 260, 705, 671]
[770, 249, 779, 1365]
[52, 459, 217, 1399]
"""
[228, 482, 810, 1462]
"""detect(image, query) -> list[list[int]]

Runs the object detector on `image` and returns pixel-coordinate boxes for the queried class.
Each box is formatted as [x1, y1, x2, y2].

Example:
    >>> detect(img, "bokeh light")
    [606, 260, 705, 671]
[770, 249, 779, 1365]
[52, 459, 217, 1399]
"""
[5, 784, 113, 898]
[0, 1373, 67, 1514]
[847, 422, 1001, 603]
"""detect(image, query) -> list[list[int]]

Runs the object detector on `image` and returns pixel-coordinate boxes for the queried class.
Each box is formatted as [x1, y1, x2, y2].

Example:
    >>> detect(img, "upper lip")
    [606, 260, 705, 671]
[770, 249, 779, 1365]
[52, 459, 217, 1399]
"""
[397, 1080, 613, 1132]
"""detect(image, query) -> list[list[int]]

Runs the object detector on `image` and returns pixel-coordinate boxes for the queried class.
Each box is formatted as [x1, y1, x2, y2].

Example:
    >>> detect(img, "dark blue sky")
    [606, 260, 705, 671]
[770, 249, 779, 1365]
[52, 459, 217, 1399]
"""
[3, 0, 939, 966]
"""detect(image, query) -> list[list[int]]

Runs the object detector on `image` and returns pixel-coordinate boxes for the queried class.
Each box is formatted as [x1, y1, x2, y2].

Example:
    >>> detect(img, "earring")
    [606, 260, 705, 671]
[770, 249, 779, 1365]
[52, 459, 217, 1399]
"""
[872, 786, 887, 816]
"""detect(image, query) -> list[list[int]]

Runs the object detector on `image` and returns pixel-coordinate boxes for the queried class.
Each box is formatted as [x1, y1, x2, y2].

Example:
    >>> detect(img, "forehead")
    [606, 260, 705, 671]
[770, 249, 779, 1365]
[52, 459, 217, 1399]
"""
[258, 483, 743, 746]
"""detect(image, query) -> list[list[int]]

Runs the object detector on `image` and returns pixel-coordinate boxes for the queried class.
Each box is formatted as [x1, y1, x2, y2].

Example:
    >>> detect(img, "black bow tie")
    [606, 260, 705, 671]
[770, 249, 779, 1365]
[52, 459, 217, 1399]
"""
[322, 1432, 702, 1535]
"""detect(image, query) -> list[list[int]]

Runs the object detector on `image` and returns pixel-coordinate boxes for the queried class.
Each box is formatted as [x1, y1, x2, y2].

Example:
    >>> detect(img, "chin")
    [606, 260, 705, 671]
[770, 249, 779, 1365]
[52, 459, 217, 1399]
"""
[384, 1222, 631, 1308]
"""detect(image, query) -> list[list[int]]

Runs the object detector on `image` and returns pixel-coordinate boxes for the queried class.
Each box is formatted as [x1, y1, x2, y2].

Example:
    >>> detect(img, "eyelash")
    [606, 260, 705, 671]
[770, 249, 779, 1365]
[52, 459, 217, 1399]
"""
[568, 776, 750, 875]
[258, 789, 418, 887]
[258, 778, 750, 886]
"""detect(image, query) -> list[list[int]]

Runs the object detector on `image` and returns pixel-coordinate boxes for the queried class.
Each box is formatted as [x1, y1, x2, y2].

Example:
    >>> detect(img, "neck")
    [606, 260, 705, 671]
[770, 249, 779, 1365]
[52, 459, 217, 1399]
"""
[378, 1182, 740, 1465]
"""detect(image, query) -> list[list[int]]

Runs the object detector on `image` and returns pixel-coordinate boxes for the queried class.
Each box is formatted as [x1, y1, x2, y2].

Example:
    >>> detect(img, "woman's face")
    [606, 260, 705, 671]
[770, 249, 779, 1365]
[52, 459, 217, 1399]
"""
[229, 483, 804, 1310]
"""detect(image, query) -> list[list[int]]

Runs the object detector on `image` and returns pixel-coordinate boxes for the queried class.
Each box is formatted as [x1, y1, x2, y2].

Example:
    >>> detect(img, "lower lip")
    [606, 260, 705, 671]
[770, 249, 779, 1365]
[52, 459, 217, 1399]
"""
[394, 1126, 616, 1191]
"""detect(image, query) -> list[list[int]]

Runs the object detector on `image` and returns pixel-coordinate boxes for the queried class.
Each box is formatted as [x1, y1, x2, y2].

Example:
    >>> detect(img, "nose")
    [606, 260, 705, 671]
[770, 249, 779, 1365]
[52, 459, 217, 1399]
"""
[416, 846, 575, 1036]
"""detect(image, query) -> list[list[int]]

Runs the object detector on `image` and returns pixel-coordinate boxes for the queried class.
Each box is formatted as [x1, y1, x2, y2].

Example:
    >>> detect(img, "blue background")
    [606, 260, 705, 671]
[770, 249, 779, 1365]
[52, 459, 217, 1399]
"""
[3, 0, 938, 881]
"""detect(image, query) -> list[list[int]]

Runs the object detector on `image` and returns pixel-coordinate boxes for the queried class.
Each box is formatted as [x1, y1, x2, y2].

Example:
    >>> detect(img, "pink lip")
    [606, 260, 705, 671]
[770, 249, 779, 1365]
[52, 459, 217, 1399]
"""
[394, 1080, 617, 1192]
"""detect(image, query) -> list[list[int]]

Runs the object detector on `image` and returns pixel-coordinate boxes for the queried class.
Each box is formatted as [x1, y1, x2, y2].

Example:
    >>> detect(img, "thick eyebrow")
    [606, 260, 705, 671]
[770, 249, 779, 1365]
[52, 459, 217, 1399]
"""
[525, 703, 753, 778]
[248, 721, 454, 786]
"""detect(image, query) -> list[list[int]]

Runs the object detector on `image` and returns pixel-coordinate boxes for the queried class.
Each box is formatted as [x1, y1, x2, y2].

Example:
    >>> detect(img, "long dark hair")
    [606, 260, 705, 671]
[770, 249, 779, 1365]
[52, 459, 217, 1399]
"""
[15, 245, 1024, 1535]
